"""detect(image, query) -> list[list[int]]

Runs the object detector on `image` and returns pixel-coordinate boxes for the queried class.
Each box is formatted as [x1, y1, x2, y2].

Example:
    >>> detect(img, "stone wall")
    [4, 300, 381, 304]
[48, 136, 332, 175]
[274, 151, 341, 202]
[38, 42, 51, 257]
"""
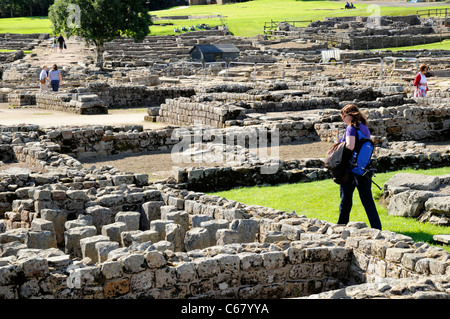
[35, 92, 107, 115]
[7, 92, 36, 106]
[159, 98, 247, 128]
[383, 173, 450, 226]
[81, 82, 196, 108]
[0, 121, 449, 299]
[0, 176, 448, 299]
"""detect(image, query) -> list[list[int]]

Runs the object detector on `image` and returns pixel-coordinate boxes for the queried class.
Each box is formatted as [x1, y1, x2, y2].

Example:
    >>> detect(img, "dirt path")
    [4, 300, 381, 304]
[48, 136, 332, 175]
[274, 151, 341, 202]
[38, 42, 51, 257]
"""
[79, 141, 334, 180]
[23, 36, 95, 68]
[0, 103, 168, 130]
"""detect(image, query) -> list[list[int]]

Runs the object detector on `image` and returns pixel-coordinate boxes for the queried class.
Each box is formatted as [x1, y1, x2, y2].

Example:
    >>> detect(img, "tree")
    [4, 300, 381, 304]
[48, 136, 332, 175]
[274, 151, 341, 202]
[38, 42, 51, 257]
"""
[48, 0, 152, 67]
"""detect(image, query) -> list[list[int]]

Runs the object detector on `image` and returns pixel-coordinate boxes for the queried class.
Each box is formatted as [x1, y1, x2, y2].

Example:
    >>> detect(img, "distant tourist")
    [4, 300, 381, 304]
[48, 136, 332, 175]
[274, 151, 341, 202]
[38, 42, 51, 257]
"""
[414, 64, 429, 97]
[52, 37, 58, 53]
[39, 65, 49, 92]
[57, 34, 66, 53]
[49, 64, 63, 92]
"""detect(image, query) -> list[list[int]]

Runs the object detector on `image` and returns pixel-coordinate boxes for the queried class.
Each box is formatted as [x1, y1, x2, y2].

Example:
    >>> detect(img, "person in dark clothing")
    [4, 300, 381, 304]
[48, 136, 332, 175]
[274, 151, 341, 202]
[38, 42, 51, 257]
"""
[337, 104, 382, 230]
[57, 34, 65, 53]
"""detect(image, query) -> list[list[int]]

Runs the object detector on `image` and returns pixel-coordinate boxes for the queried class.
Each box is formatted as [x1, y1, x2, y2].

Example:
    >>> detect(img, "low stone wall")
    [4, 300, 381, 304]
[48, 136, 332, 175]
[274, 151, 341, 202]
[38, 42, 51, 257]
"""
[7, 92, 36, 106]
[316, 105, 450, 142]
[35, 93, 107, 115]
[383, 173, 450, 227]
[0, 178, 448, 299]
[159, 98, 246, 128]
[81, 82, 195, 108]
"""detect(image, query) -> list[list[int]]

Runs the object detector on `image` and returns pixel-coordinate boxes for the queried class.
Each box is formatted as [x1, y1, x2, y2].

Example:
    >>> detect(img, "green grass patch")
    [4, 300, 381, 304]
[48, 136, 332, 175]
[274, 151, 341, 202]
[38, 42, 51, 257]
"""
[0, 16, 52, 34]
[1, 2, 449, 37]
[0, 49, 33, 54]
[150, 0, 450, 37]
[209, 167, 450, 252]
[375, 39, 450, 52]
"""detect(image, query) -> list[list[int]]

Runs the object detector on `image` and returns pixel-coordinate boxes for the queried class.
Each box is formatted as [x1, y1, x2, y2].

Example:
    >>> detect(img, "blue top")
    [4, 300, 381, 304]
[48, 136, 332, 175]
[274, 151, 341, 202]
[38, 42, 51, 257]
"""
[39, 69, 47, 80]
[49, 70, 61, 81]
[339, 123, 370, 143]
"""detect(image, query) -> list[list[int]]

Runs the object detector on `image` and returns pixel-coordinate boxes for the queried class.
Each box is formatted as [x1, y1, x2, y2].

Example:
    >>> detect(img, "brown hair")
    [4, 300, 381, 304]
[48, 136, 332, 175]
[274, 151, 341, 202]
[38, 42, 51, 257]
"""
[419, 64, 427, 72]
[52, 64, 58, 71]
[341, 104, 368, 127]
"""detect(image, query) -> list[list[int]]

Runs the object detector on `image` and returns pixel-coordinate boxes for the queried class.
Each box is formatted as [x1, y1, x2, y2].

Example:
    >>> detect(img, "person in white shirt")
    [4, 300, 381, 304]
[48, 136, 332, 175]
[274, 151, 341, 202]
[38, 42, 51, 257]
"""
[39, 65, 49, 92]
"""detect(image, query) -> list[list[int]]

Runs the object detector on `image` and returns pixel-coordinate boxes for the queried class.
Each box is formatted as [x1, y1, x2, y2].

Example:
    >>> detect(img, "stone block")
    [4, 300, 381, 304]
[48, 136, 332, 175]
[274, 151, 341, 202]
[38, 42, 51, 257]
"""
[80, 235, 111, 263]
[150, 219, 174, 241]
[280, 224, 303, 241]
[134, 174, 149, 187]
[262, 251, 286, 270]
[195, 257, 220, 279]
[213, 254, 240, 273]
[64, 214, 92, 230]
[200, 219, 229, 246]
[18, 257, 49, 278]
[175, 262, 197, 282]
[86, 205, 113, 234]
[40, 209, 69, 247]
[304, 247, 331, 262]
[121, 230, 159, 247]
[101, 222, 127, 243]
[64, 225, 97, 258]
[168, 196, 184, 210]
[140, 201, 164, 230]
[425, 196, 450, 215]
[385, 173, 440, 191]
[216, 229, 239, 246]
[67, 266, 101, 289]
[230, 219, 259, 243]
[184, 227, 210, 251]
[385, 247, 415, 263]
[115, 211, 140, 231]
[401, 253, 425, 270]
[118, 253, 146, 273]
[145, 250, 166, 269]
[112, 175, 135, 186]
[33, 190, 51, 201]
[165, 223, 185, 252]
[388, 190, 435, 217]
[25, 231, 57, 249]
[101, 260, 123, 279]
[96, 241, 120, 263]
[161, 210, 189, 234]
[97, 194, 125, 207]
[66, 190, 90, 201]
[191, 214, 213, 228]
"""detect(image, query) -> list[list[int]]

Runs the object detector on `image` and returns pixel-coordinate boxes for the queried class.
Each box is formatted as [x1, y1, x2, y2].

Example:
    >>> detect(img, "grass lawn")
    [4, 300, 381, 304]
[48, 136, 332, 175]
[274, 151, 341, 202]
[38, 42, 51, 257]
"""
[377, 39, 450, 51]
[209, 167, 450, 252]
[1, 1, 448, 37]
[150, 0, 450, 37]
[0, 16, 52, 34]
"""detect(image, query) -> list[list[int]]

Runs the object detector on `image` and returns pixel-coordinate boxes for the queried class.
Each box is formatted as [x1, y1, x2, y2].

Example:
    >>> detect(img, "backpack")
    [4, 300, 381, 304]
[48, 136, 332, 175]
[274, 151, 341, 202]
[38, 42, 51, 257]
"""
[349, 129, 374, 177]
[324, 141, 352, 184]
[349, 128, 382, 190]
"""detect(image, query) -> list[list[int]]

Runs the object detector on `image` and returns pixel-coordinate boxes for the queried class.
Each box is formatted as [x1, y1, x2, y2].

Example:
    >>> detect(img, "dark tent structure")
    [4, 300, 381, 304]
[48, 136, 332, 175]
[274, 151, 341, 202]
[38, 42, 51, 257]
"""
[189, 44, 240, 62]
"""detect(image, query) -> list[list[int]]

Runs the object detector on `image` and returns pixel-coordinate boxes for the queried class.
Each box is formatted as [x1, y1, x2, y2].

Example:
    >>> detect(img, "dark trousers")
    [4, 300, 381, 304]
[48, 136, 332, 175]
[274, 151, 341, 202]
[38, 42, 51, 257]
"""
[338, 174, 382, 230]
[50, 80, 60, 92]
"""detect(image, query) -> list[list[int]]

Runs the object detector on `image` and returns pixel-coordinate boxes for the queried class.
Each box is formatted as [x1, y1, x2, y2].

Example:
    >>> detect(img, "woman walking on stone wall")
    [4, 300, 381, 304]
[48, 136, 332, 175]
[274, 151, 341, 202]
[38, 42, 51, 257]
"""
[336, 104, 382, 230]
